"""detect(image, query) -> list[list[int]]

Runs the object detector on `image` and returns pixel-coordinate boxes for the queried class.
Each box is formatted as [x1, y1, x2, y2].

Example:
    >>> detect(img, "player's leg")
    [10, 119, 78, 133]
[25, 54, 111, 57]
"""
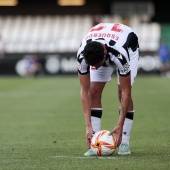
[90, 81, 106, 134]
[90, 66, 114, 134]
[118, 48, 139, 155]
[84, 82, 106, 156]
[84, 66, 114, 156]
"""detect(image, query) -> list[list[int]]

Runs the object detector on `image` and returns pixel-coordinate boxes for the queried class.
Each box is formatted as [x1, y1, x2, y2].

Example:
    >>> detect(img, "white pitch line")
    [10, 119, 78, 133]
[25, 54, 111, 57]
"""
[51, 156, 118, 159]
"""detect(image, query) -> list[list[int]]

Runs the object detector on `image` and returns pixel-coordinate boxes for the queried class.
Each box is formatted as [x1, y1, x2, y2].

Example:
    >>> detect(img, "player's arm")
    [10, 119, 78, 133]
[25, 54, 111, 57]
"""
[119, 74, 131, 124]
[109, 74, 131, 146]
[118, 74, 131, 144]
[108, 48, 131, 145]
[78, 72, 93, 148]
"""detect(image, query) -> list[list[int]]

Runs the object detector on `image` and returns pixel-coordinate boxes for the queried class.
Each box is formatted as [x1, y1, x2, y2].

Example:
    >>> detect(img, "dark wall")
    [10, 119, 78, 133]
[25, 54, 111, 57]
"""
[0, 52, 161, 76]
[0, 0, 169, 23]
[151, 1, 170, 23]
[0, 0, 106, 15]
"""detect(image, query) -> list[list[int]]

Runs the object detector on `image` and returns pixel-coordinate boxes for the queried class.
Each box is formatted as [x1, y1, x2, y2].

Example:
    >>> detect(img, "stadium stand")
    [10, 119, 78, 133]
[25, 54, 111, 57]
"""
[0, 15, 161, 53]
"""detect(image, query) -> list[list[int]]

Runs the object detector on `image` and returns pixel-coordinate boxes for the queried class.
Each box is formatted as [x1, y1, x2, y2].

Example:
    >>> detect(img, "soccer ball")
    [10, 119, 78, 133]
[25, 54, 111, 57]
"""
[91, 130, 117, 156]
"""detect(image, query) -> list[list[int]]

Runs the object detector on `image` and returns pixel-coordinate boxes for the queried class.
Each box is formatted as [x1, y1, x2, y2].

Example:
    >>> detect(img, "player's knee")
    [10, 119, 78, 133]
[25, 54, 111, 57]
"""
[90, 87, 101, 100]
[91, 90, 101, 99]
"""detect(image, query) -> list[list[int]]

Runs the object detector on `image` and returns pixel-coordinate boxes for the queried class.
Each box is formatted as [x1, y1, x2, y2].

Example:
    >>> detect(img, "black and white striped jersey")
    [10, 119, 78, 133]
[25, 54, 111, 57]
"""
[77, 23, 139, 76]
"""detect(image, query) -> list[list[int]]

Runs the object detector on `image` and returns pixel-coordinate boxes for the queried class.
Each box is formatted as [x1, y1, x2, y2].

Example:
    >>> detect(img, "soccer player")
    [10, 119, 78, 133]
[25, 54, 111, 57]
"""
[77, 23, 139, 156]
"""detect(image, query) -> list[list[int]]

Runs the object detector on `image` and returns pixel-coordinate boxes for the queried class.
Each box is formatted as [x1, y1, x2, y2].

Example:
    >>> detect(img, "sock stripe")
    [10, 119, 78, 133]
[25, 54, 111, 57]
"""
[126, 111, 134, 120]
[91, 109, 102, 118]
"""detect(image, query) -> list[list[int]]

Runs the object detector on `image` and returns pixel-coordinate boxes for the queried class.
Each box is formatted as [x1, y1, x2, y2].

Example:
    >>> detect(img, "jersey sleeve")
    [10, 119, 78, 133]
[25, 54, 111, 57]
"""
[117, 53, 130, 76]
[110, 50, 130, 76]
[117, 58, 130, 76]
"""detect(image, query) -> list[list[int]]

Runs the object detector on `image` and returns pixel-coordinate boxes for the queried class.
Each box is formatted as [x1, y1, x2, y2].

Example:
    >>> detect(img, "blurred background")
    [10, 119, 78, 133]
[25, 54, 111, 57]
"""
[0, 0, 170, 77]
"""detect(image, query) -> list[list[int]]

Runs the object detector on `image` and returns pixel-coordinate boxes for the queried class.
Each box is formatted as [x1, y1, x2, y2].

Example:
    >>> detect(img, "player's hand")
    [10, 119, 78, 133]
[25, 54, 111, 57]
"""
[109, 124, 123, 147]
[86, 126, 93, 149]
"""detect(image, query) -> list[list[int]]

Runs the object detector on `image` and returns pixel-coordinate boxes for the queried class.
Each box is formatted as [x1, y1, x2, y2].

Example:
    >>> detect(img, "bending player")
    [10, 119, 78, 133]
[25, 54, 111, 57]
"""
[77, 23, 140, 156]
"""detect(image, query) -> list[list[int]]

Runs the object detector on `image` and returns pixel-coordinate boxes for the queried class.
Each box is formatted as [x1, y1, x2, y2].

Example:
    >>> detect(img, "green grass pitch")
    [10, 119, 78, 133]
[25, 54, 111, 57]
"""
[0, 75, 169, 170]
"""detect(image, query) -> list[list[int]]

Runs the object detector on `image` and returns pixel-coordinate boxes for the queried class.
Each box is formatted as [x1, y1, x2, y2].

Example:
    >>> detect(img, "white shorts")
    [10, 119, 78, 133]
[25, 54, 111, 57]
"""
[90, 48, 139, 86]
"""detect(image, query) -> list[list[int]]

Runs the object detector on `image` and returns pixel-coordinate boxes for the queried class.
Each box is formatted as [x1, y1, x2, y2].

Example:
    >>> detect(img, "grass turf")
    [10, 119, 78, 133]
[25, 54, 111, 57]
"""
[0, 75, 169, 170]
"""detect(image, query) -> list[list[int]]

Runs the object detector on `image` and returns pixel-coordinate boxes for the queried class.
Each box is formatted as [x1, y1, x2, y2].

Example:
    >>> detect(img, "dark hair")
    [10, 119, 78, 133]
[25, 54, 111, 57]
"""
[83, 41, 104, 66]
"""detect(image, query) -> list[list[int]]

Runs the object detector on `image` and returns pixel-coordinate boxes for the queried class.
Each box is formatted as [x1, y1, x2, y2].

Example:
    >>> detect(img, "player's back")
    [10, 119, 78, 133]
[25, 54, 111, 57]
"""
[83, 23, 134, 47]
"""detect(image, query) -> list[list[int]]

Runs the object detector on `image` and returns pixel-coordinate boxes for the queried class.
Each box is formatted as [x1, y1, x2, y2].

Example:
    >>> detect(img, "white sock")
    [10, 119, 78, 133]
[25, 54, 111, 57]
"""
[91, 116, 101, 133]
[91, 108, 102, 133]
[122, 111, 134, 145]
